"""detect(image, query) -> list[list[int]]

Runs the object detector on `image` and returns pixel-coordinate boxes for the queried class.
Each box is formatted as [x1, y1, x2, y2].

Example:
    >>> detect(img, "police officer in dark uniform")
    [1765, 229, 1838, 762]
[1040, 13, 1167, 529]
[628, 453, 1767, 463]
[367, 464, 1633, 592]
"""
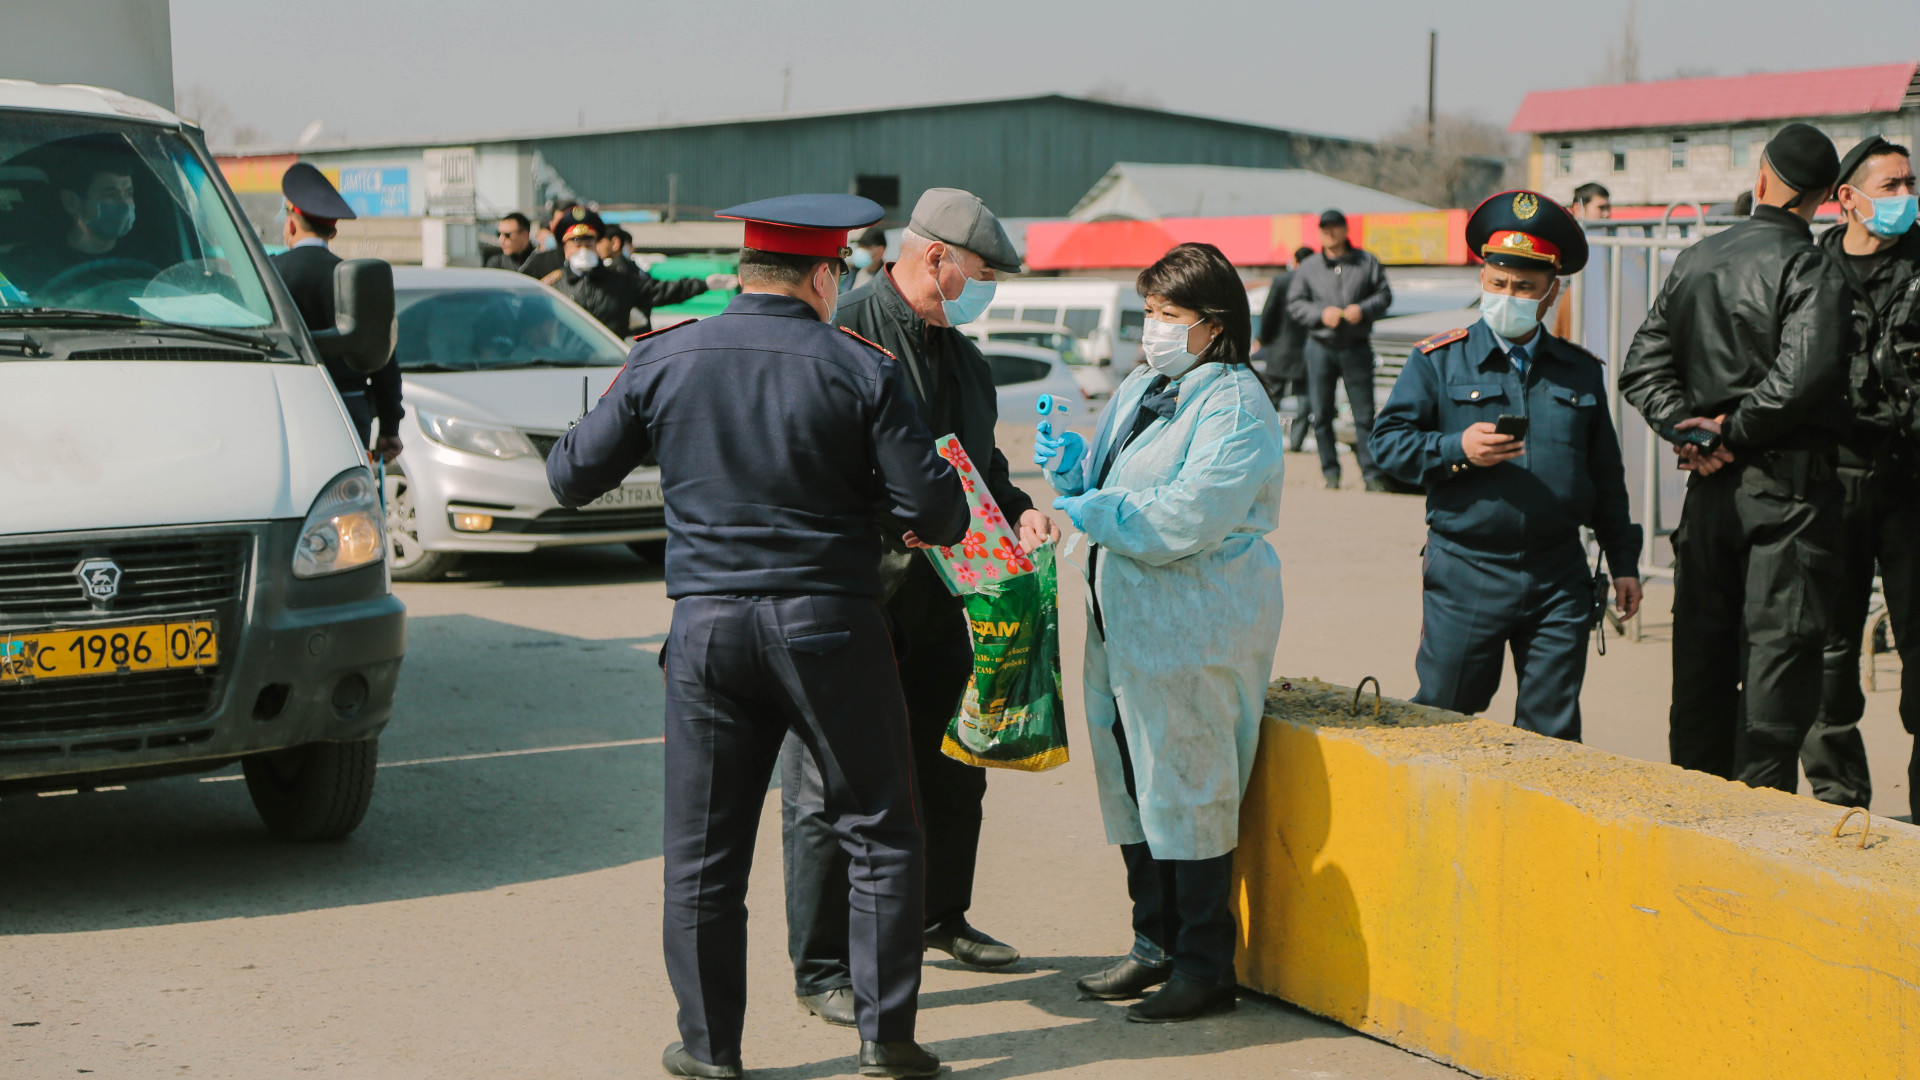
[1621, 123, 1850, 791]
[546, 194, 966, 1080]
[271, 163, 404, 459]
[1372, 190, 1642, 739]
[1800, 136, 1920, 813]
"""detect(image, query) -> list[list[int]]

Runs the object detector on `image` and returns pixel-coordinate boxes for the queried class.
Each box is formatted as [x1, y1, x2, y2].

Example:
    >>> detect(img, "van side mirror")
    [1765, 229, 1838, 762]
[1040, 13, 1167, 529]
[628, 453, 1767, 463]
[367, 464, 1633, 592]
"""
[311, 259, 396, 375]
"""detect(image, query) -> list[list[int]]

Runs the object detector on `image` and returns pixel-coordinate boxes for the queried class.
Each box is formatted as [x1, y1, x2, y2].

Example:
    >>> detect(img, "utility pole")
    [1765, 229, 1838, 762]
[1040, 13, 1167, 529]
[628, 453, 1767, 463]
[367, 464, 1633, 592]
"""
[1426, 30, 1437, 149]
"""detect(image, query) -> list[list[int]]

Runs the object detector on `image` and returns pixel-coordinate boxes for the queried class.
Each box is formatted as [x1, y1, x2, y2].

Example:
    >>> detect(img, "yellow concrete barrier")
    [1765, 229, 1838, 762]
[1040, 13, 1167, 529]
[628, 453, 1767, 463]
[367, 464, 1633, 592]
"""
[1234, 678, 1920, 1080]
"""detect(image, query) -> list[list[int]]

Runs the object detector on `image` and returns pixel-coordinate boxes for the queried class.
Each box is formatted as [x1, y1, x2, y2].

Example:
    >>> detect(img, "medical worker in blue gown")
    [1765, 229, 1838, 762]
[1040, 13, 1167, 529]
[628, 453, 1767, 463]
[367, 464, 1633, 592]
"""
[1035, 242, 1286, 1024]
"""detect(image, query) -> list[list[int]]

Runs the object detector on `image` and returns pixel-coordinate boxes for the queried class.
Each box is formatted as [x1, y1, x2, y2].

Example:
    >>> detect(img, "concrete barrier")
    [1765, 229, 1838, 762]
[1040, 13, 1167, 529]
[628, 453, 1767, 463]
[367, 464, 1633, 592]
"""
[1233, 678, 1920, 1080]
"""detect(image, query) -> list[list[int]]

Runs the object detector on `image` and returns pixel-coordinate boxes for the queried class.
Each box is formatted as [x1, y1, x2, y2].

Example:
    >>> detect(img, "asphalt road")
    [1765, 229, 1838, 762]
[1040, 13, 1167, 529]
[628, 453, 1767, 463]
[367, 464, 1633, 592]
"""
[3, 433, 1908, 1078]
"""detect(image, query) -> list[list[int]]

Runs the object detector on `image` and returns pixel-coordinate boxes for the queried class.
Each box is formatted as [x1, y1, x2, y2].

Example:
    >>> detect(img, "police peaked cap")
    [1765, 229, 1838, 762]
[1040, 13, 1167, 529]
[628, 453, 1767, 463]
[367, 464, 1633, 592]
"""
[281, 162, 356, 221]
[1465, 189, 1588, 275]
[716, 194, 884, 257]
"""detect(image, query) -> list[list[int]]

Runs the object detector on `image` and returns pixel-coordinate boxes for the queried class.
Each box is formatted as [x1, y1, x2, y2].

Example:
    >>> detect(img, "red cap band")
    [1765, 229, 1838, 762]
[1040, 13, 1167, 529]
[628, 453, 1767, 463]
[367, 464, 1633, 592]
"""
[737, 220, 850, 258]
[562, 223, 599, 242]
[1482, 230, 1561, 268]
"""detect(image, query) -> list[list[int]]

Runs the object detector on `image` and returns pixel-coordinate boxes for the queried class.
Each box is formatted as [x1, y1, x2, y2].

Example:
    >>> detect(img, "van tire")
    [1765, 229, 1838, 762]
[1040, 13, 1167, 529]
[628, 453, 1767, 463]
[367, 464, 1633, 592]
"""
[243, 739, 379, 841]
[627, 540, 667, 563]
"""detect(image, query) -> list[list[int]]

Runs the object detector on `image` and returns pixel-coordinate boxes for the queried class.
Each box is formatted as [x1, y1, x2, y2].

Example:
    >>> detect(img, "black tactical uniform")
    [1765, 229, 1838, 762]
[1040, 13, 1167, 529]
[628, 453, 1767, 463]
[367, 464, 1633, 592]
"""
[1621, 124, 1850, 791]
[557, 255, 706, 336]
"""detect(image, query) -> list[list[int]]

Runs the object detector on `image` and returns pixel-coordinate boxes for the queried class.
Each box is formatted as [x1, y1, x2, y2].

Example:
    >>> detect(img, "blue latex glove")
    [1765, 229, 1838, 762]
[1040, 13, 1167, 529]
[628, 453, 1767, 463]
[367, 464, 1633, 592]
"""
[1053, 492, 1095, 531]
[1033, 428, 1087, 474]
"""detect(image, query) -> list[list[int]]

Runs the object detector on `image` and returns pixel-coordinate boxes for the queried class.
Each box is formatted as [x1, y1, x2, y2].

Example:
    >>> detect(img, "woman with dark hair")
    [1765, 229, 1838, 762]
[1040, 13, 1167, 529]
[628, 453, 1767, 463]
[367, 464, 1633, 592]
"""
[1034, 242, 1286, 1022]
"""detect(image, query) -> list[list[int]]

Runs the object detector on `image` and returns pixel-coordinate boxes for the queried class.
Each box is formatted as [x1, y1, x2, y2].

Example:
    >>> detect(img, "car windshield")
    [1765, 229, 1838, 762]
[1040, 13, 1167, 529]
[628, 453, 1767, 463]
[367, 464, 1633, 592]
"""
[0, 112, 276, 328]
[395, 286, 628, 371]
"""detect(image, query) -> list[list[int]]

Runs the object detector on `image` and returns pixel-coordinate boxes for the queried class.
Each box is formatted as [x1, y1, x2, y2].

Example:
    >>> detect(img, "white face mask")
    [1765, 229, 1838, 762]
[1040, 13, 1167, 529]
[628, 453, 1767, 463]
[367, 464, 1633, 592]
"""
[1480, 289, 1549, 341]
[567, 248, 601, 274]
[1139, 316, 1212, 377]
[815, 264, 839, 323]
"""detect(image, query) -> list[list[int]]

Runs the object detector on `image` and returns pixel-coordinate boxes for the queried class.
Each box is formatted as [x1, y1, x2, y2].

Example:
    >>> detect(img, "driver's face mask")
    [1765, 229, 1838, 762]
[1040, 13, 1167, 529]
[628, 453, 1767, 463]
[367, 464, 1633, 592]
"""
[90, 198, 135, 240]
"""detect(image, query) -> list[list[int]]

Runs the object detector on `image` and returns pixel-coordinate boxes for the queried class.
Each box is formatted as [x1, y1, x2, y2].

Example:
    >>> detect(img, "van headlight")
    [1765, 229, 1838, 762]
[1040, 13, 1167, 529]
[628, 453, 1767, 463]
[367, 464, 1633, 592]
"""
[293, 468, 386, 579]
[420, 410, 536, 459]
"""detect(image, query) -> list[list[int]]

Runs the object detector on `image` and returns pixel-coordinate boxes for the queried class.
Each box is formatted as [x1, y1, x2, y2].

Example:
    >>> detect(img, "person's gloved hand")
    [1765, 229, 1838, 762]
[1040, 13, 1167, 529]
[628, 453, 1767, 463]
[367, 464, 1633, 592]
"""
[1033, 428, 1086, 474]
[1053, 492, 1095, 531]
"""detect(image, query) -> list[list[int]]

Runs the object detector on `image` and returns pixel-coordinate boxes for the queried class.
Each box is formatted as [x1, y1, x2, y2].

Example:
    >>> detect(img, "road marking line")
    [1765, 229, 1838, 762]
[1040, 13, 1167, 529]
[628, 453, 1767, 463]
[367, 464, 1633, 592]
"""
[197, 737, 665, 782]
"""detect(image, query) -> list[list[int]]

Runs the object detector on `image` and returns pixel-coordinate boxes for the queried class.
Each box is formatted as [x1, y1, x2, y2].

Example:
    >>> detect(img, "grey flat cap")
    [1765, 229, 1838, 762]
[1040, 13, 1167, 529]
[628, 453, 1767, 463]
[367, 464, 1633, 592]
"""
[908, 187, 1020, 273]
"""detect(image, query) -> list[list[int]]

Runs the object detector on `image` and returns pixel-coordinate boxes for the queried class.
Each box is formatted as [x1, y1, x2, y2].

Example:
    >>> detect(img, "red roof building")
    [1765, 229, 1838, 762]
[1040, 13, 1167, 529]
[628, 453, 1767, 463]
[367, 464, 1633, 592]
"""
[1510, 62, 1920, 212]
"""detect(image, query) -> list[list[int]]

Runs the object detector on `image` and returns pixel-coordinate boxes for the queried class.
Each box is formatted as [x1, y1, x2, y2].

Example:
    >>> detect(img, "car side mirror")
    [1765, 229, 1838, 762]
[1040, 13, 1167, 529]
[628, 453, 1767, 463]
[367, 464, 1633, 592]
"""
[311, 259, 397, 375]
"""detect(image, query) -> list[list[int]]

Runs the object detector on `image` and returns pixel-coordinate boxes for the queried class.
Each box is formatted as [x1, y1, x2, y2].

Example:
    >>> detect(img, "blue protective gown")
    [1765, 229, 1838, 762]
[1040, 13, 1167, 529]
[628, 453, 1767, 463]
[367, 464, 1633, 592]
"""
[1049, 361, 1286, 860]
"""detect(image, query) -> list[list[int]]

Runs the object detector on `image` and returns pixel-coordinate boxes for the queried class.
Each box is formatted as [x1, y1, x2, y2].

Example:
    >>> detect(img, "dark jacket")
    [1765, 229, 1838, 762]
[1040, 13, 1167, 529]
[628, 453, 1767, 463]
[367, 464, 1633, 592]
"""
[1620, 205, 1851, 451]
[271, 243, 404, 440]
[546, 292, 966, 598]
[483, 245, 531, 271]
[1286, 246, 1393, 348]
[557, 258, 706, 337]
[1258, 269, 1308, 381]
[835, 270, 1036, 599]
[1371, 320, 1642, 577]
[517, 246, 564, 281]
[1817, 222, 1920, 465]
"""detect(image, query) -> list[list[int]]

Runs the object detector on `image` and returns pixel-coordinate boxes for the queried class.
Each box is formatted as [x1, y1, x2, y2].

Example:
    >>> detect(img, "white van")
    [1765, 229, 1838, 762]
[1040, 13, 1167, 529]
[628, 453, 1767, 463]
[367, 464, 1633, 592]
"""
[0, 81, 404, 840]
[984, 279, 1146, 397]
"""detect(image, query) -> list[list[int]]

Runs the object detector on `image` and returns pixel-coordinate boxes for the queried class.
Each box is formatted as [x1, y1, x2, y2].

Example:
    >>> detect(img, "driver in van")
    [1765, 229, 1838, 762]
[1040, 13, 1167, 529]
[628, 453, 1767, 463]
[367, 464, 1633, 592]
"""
[59, 165, 136, 258]
[4, 143, 143, 295]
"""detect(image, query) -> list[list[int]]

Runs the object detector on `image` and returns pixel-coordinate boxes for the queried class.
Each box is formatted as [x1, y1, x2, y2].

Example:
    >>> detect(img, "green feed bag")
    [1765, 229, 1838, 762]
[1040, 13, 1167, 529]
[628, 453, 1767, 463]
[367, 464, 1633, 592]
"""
[941, 542, 1068, 772]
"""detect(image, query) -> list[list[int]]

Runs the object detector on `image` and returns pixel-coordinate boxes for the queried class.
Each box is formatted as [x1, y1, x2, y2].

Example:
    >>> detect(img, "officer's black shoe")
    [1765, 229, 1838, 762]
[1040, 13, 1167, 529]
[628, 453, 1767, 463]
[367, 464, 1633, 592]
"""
[1076, 956, 1173, 1000]
[924, 918, 1020, 968]
[660, 1041, 742, 1079]
[1323, 474, 1342, 490]
[858, 1040, 943, 1078]
[1364, 476, 1391, 493]
[798, 986, 856, 1027]
[1124, 978, 1238, 1023]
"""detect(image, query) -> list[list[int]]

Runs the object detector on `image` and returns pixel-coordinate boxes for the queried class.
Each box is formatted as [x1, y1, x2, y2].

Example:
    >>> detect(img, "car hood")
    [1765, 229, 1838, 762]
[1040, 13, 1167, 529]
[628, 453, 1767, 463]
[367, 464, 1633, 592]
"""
[400, 367, 627, 431]
[0, 361, 364, 536]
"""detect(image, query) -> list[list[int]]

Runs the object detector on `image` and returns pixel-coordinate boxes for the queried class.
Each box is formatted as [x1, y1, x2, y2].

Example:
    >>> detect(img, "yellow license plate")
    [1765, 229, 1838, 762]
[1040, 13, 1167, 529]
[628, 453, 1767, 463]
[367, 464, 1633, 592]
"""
[0, 621, 218, 684]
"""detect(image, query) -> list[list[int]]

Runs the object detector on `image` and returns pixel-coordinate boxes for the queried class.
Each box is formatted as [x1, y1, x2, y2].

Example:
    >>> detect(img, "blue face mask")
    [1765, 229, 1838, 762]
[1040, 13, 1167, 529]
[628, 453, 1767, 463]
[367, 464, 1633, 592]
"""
[1855, 193, 1918, 238]
[936, 252, 995, 326]
[851, 248, 875, 270]
[90, 199, 134, 240]
[1480, 290, 1546, 341]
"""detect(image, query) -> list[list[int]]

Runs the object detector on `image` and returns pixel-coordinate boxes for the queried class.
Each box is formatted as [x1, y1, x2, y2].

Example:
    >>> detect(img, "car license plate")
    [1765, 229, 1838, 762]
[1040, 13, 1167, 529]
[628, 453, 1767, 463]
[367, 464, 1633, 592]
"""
[0, 621, 218, 685]
[585, 482, 663, 510]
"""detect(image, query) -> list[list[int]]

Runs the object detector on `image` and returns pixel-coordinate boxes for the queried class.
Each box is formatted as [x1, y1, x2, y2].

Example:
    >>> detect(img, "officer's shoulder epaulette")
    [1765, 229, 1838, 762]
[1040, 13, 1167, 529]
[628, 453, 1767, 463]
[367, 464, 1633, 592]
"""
[1415, 328, 1470, 353]
[837, 326, 896, 360]
[632, 318, 697, 345]
[539, 268, 563, 286]
[1550, 337, 1607, 365]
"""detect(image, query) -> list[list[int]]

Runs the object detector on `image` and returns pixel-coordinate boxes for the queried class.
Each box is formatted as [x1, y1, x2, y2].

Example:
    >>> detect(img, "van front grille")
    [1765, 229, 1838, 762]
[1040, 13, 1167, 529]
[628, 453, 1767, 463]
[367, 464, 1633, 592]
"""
[0, 536, 250, 625]
[0, 668, 218, 736]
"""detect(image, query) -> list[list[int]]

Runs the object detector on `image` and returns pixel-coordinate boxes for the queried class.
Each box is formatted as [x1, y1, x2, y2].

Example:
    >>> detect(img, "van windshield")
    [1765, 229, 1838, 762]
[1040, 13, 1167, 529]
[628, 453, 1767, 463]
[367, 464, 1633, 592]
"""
[0, 113, 275, 328]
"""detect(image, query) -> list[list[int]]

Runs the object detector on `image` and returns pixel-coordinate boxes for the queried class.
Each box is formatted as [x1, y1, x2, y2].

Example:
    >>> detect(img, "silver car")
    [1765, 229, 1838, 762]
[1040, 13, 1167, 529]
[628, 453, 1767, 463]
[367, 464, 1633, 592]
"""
[382, 267, 664, 581]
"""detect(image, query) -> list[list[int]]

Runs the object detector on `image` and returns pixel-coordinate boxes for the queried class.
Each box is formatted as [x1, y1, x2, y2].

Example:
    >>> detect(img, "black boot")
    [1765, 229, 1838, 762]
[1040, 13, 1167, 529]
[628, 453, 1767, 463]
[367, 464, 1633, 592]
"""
[660, 1041, 742, 1079]
[1125, 977, 1237, 1023]
[797, 986, 856, 1027]
[858, 1040, 942, 1078]
[1075, 956, 1172, 1000]
[924, 917, 1019, 968]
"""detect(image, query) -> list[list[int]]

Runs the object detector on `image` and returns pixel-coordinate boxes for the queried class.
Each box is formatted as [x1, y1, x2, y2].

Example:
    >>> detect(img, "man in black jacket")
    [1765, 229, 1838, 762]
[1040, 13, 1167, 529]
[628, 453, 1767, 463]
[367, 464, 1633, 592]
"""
[1799, 137, 1920, 815]
[1621, 123, 1850, 792]
[780, 188, 1056, 1028]
[1256, 245, 1315, 451]
[271, 163, 403, 460]
[483, 212, 533, 270]
[1287, 211, 1393, 489]
[550, 216, 711, 336]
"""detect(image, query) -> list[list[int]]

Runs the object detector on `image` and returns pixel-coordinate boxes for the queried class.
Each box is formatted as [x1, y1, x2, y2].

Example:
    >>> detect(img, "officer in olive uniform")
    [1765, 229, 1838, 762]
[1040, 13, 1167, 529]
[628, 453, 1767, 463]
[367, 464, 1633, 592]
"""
[1621, 123, 1850, 792]
[547, 195, 965, 1080]
[1372, 191, 1643, 740]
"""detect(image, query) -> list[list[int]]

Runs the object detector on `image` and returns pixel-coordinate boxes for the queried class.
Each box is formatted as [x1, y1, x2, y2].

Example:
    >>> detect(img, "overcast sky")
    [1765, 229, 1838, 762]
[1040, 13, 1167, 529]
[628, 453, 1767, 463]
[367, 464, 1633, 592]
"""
[172, 0, 1920, 148]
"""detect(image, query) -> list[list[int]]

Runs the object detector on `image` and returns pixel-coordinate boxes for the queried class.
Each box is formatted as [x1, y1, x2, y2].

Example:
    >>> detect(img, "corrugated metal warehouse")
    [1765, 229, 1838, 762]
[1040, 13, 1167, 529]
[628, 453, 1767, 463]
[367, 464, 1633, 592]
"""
[220, 93, 1503, 226]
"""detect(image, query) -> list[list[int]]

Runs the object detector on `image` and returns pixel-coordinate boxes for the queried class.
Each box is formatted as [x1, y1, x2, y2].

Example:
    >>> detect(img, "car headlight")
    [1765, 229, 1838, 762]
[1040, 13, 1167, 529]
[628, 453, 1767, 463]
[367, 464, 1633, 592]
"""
[293, 467, 386, 579]
[419, 410, 537, 459]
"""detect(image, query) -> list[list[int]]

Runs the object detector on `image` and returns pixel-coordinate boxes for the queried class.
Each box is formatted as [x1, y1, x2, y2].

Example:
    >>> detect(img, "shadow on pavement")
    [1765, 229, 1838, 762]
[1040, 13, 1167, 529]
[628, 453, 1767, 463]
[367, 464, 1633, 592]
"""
[0, 611, 668, 937]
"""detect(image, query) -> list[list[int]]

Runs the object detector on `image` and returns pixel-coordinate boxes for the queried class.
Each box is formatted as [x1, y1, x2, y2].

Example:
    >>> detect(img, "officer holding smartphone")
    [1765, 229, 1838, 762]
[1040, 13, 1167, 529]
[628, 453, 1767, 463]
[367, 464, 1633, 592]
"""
[1372, 190, 1642, 740]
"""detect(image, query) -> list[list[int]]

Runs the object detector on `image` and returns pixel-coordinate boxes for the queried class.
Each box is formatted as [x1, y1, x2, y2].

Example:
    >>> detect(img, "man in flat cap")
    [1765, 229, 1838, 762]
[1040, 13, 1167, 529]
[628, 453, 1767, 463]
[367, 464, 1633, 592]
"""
[1287, 209, 1394, 491]
[779, 187, 1055, 1028]
[272, 162, 404, 461]
[1799, 135, 1920, 816]
[1372, 191, 1641, 741]
[1621, 122, 1851, 792]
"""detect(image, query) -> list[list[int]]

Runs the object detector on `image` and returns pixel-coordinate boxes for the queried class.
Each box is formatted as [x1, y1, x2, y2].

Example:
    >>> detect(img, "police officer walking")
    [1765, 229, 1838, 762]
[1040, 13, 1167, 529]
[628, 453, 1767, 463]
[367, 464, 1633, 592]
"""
[1621, 123, 1851, 791]
[1800, 136, 1920, 813]
[547, 195, 967, 1080]
[271, 163, 404, 460]
[1373, 191, 1642, 739]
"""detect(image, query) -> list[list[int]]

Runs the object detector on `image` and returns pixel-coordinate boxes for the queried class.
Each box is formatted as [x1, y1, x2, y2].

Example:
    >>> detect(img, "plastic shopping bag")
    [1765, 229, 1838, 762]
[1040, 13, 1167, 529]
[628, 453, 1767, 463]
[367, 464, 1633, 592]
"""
[941, 541, 1068, 772]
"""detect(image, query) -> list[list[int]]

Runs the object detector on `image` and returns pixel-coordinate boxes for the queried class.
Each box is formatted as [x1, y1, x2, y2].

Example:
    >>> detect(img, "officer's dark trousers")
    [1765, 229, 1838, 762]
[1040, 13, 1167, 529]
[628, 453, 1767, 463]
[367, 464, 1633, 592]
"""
[663, 594, 923, 1066]
[1669, 452, 1843, 791]
[1800, 461, 1920, 815]
[1413, 535, 1592, 740]
[1305, 340, 1379, 482]
[1112, 714, 1236, 988]
[783, 567, 979, 997]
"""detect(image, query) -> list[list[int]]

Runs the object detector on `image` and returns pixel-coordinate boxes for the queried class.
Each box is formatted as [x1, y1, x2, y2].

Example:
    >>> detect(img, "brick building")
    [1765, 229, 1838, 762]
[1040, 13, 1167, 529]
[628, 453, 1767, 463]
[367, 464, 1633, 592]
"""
[1511, 62, 1920, 211]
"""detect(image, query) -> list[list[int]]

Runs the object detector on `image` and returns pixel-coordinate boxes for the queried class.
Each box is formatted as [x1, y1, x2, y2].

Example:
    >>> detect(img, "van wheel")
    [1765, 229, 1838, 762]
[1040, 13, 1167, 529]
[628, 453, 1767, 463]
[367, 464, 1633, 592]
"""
[627, 540, 667, 562]
[243, 739, 379, 841]
[385, 473, 461, 582]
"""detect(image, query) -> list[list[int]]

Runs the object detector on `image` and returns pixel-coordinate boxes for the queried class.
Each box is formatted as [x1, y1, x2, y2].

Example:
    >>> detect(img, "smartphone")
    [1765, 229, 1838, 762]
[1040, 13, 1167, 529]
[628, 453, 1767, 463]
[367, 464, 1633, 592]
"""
[1494, 415, 1530, 439]
[1659, 423, 1723, 453]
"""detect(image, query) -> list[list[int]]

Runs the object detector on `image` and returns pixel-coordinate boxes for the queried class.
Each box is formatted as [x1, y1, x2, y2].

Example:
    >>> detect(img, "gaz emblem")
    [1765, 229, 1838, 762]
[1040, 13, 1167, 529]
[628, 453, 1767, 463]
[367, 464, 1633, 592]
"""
[75, 558, 123, 603]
